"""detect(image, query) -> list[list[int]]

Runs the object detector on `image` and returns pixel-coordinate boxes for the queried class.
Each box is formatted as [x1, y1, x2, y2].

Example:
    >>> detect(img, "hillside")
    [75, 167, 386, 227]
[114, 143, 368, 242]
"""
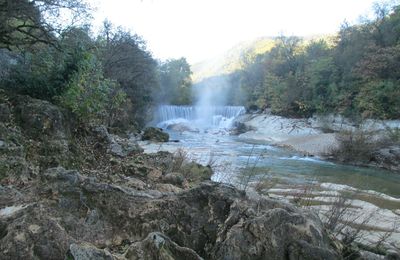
[191, 35, 333, 83]
[191, 37, 276, 83]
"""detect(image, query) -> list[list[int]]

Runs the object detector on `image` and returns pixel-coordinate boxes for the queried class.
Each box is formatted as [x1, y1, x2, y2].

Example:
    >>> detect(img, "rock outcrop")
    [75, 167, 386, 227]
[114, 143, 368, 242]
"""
[93, 125, 143, 157]
[0, 166, 341, 259]
[372, 146, 400, 172]
[142, 127, 169, 142]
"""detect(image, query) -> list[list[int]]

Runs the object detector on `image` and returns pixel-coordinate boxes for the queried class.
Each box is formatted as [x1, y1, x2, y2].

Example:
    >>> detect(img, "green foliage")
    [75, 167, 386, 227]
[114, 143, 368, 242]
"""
[1, 27, 96, 100]
[216, 3, 400, 120]
[332, 125, 400, 166]
[157, 58, 193, 105]
[356, 80, 400, 119]
[97, 24, 159, 127]
[3, 47, 64, 99]
[1, 19, 160, 129]
[58, 53, 126, 124]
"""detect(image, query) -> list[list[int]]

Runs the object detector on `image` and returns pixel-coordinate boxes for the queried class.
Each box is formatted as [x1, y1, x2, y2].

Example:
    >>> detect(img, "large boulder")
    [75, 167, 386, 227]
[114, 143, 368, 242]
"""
[92, 125, 143, 157]
[124, 232, 203, 260]
[372, 146, 400, 172]
[67, 243, 113, 260]
[0, 95, 75, 171]
[12, 95, 67, 140]
[231, 121, 253, 135]
[180, 162, 213, 186]
[142, 127, 169, 142]
[166, 123, 199, 133]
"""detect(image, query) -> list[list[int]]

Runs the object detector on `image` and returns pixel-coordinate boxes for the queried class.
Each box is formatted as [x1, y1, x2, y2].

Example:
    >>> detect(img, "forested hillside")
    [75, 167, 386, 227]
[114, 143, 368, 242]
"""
[197, 3, 400, 120]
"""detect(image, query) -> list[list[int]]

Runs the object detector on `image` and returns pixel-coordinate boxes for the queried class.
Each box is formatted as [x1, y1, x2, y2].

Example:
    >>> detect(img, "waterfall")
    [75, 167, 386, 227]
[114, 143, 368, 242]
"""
[156, 105, 197, 122]
[155, 105, 245, 129]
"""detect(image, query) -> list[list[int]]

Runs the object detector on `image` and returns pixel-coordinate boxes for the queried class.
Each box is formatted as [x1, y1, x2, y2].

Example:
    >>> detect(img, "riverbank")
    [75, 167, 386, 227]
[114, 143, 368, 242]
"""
[236, 113, 400, 172]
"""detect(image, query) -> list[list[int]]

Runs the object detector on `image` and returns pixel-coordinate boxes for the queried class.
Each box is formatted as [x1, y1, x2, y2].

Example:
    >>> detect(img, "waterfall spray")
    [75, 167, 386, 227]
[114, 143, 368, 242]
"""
[155, 74, 244, 130]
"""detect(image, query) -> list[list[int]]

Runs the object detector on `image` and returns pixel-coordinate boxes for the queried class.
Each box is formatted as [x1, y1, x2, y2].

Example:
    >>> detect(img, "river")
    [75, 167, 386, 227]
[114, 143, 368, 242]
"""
[140, 105, 400, 246]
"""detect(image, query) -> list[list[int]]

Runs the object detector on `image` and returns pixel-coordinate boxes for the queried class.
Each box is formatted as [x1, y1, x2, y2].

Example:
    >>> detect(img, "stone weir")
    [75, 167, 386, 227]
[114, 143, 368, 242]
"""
[155, 105, 245, 128]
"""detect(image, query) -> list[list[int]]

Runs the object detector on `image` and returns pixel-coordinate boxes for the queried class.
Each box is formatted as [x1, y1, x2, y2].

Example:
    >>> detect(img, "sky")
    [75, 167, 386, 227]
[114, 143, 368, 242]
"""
[90, 0, 377, 64]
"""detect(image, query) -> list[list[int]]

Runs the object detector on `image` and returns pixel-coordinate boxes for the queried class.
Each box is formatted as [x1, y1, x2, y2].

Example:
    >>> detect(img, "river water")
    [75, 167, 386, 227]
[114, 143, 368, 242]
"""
[146, 106, 400, 195]
[141, 105, 400, 246]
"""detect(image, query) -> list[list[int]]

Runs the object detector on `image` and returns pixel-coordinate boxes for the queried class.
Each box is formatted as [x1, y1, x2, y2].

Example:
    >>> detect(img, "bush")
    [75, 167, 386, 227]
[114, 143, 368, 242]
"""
[331, 130, 377, 163]
[1, 48, 68, 100]
[58, 54, 127, 125]
[331, 125, 400, 166]
[384, 127, 400, 145]
[0, 28, 96, 101]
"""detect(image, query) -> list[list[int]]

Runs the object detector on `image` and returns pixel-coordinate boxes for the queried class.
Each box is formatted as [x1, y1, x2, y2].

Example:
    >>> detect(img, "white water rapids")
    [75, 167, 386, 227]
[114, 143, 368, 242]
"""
[154, 105, 245, 130]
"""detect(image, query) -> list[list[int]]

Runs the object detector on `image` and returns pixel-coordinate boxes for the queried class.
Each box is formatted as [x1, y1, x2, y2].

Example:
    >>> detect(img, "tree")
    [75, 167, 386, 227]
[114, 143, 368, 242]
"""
[97, 23, 159, 127]
[157, 58, 192, 105]
[356, 80, 400, 119]
[1, 26, 95, 100]
[303, 40, 338, 113]
[0, 0, 89, 50]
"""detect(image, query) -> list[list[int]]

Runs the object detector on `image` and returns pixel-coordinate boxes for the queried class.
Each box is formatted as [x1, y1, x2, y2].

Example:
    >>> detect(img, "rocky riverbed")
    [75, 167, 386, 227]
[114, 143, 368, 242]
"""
[235, 112, 400, 172]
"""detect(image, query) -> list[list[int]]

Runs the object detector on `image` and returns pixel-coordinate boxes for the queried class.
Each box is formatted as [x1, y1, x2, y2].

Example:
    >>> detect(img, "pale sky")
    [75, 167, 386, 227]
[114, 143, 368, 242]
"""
[90, 0, 377, 63]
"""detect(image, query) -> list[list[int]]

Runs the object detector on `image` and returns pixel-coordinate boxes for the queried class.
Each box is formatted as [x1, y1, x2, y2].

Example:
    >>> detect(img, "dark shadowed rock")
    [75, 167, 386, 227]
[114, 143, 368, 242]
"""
[142, 127, 169, 142]
[385, 249, 400, 260]
[231, 121, 253, 135]
[0, 91, 13, 124]
[162, 172, 185, 186]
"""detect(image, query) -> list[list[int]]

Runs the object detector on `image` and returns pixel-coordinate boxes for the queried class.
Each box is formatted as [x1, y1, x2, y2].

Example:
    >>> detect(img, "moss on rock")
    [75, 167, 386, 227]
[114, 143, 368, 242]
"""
[142, 127, 169, 142]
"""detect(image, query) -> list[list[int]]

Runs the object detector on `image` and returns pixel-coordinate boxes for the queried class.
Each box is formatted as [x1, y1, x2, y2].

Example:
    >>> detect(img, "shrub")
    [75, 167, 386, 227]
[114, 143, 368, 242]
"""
[1, 48, 68, 100]
[331, 129, 377, 163]
[58, 54, 127, 125]
[331, 125, 400, 165]
[385, 127, 400, 145]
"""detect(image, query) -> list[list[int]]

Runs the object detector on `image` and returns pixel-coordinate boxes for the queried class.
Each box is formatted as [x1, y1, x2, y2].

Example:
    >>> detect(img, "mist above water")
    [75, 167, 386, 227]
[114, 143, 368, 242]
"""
[155, 76, 244, 130]
[193, 76, 233, 127]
